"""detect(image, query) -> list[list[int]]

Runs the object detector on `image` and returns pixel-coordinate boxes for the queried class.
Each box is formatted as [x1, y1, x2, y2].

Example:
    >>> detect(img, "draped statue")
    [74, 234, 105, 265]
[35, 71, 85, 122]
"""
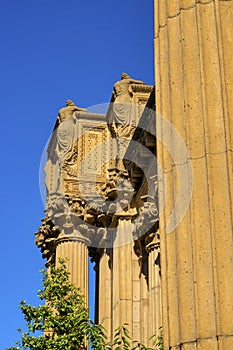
[108, 73, 145, 170]
[56, 100, 87, 164]
[44, 100, 87, 194]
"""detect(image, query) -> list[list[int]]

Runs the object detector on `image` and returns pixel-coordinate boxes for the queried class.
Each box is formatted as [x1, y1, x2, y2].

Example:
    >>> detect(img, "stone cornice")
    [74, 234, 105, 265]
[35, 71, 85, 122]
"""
[74, 111, 106, 121]
[130, 84, 154, 93]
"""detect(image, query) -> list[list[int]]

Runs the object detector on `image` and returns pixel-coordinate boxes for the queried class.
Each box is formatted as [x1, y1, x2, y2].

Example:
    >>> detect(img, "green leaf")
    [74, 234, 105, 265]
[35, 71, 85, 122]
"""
[7, 259, 161, 350]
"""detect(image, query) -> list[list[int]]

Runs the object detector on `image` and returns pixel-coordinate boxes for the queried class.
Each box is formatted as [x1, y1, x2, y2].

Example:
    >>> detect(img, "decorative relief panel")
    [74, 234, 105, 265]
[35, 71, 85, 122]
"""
[133, 94, 152, 123]
[61, 115, 110, 198]
[80, 125, 107, 178]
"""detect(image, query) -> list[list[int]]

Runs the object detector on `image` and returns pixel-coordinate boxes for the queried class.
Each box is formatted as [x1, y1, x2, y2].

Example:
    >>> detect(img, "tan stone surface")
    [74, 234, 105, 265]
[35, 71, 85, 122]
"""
[197, 338, 218, 350]
[97, 217, 161, 347]
[56, 240, 88, 297]
[148, 249, 161, 344]
[181, 343, 197, 350]
[155, 0, 233, 349]
[191, 158, 217, 338]
[167, 1, 180, 17]
[218, 336, 233, 350]
[98, 252, 111, 336]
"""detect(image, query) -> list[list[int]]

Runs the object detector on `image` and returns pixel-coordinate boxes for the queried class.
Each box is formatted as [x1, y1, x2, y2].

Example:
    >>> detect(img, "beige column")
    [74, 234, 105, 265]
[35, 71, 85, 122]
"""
[98, 218, 157, 346]
[155, 1, 233, 349]
[98, 250, 112, 341]
[140, 263, 149, 345]
[132, 245, 141, 344]
[97, 222, 134, 343]
[112, 219, 134, 342]
[148, 248, 162, 345]
[55, 239, 89, 298]
[115, 222, 161, 347]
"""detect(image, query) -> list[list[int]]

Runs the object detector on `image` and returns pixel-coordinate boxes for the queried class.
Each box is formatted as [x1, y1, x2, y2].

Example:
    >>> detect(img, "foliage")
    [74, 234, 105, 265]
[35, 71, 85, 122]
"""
[113, 324, 130, 350]
[149, 327, 163, 350]
[7, 260, 102, 350]
[156, 327, 163, 350]
[7, 260, 163, 350]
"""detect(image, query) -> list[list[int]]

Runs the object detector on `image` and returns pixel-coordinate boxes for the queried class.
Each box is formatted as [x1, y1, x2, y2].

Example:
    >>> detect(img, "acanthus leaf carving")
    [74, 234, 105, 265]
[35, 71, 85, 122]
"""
[35, 216, 61, 267]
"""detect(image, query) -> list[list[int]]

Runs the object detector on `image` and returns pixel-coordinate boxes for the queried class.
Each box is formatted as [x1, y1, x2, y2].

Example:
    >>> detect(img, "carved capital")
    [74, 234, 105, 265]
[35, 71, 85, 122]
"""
[102, 168, 134, 209]
[35, 216, 61, 266]
[145, 231, 160, 253]
[133, 196, 159, 241]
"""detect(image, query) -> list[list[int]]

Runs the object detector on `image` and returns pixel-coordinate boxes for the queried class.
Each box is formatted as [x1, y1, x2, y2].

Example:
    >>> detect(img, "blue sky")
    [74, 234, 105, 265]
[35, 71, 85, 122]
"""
[0, 1, 154, 348]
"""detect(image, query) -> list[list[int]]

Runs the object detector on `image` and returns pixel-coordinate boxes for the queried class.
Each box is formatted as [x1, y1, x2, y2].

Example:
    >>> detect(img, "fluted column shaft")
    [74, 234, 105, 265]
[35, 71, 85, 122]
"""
[98, 219, 161, 346]
[55, 239, 89, 299]
[98, 250, 112, 342]
[155, 1, 233, 349]
[148, 249, 162, 344]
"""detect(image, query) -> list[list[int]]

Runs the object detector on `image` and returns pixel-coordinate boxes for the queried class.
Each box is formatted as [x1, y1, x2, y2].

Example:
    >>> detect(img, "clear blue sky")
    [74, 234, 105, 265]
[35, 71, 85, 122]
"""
[0, 1, 154, 348]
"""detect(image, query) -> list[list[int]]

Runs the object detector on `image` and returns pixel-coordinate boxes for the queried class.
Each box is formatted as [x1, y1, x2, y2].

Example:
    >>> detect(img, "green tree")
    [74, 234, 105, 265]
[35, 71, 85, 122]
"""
[7, 260, 163, 350]
[7, 260, 106, 350]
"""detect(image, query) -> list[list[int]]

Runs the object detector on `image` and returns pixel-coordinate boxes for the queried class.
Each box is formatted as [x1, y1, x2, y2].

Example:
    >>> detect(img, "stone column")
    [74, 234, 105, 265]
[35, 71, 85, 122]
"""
[147, 246, 161, 345]
[132, 244, 142, 344]
[98, 250, 112, 341]
[154, 1, 233, 349]
[55, 238, 89, 298]
[111, 219, 134, 343]
[97, 217, 160, 347]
